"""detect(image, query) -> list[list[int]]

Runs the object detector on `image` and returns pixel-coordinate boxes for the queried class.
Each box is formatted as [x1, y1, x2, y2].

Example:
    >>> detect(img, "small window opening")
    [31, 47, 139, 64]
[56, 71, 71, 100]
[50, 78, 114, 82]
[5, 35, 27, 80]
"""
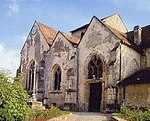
[54, 66, 61, 90]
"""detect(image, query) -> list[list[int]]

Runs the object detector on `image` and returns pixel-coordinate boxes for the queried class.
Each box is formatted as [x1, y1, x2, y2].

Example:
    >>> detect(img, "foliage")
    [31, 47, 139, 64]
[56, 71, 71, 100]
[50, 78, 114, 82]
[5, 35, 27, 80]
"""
[113, 106, 150, 121]
[0, 70, 30, 121]
[29, 106, 70, 119]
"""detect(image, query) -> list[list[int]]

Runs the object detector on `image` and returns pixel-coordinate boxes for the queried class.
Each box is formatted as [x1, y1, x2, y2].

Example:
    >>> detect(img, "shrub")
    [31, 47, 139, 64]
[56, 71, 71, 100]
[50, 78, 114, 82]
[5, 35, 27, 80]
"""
[119, 106, 150, 121]
[0, 70, 30, 121]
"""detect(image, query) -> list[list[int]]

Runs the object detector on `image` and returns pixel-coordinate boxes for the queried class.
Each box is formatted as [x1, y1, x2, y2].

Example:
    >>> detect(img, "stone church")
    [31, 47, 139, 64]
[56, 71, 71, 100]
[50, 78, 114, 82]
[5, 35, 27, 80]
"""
[18, 14, 150, 112]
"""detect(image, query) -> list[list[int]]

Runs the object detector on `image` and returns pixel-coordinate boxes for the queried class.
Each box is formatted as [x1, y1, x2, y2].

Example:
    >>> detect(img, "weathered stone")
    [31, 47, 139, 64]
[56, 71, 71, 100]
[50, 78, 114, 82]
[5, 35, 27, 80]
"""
[19, 14, 150, 112]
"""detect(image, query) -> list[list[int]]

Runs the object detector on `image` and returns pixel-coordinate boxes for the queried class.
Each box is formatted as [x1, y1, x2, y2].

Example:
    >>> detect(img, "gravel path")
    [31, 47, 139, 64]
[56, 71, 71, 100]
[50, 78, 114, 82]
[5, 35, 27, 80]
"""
[67, 112, 112, 121]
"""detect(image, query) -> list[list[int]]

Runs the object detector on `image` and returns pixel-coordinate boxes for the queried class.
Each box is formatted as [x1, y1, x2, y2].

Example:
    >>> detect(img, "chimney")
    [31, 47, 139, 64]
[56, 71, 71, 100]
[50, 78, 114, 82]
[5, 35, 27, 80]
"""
[133, 25, 142, 46]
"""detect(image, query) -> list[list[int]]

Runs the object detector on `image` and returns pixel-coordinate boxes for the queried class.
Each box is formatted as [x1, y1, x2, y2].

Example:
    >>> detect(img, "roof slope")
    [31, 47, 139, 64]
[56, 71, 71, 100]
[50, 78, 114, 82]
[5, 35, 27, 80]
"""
[118, 68, 150, 86]
[37, 22, 79, 45]
[71, 16, 143, 53]
[103, 23, 142, 53]
[37, 22, 58, 45]
[62, 32, 80, 44]
[127, 25, 150, 49]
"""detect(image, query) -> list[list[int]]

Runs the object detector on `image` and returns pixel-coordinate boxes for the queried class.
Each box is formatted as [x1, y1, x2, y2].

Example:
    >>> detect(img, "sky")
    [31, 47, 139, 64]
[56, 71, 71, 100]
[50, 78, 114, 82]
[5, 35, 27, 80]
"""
[0, 0, 150, 76]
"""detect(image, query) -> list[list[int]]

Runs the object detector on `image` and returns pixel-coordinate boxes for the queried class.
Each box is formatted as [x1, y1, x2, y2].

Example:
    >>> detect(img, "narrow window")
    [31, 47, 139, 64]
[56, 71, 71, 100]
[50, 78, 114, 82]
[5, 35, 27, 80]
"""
[54, 66, 61, 90]
[27, 61, 35, 91]
[38, 60, 45, 89]
[88, 55, 102, 79]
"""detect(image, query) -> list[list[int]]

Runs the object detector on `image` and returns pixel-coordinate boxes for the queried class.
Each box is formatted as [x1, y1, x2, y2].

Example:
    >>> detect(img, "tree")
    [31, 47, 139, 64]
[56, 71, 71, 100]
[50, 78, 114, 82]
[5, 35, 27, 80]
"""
[0, 70, 29, 121]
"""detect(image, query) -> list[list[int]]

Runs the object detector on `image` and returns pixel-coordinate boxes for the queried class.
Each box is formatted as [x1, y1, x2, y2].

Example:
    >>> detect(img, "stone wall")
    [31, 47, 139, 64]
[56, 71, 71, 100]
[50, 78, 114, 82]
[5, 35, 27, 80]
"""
[77, 16, 141, 112]
[71, 27, 87, 39]
[78, 17, 121, 111]
[20, 22, 50, 100]
[124, 84, 150, 107]
[114, 44, 141, 81]
[45, 33, 77, 108]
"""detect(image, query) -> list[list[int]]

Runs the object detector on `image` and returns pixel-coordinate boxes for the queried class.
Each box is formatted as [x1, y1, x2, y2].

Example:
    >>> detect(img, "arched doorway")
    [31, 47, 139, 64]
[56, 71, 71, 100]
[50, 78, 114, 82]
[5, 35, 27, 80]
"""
[87, 55, 103, 112]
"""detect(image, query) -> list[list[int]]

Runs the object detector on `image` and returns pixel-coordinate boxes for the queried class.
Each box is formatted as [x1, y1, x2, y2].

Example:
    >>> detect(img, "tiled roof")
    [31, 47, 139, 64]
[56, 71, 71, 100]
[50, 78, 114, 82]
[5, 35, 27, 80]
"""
[62, 32, 80, 44]
[127, 25, 150, 49]
[103, 23, 143, 53]
[118, 68, 150, 86]
[70, 17, 128, 42]
[37, 22, 80, 45]
[37, 20, 150, 52]
[37, 22, 58, 45]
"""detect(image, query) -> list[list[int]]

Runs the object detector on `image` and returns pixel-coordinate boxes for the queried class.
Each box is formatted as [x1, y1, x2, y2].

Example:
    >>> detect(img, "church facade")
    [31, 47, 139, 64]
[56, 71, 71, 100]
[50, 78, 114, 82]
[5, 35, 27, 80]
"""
[18, 14, 150, 112]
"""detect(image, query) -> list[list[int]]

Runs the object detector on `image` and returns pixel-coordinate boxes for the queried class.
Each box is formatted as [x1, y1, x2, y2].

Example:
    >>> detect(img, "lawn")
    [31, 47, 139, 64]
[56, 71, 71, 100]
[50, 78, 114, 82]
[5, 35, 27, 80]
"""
[29, 106, 70, 121]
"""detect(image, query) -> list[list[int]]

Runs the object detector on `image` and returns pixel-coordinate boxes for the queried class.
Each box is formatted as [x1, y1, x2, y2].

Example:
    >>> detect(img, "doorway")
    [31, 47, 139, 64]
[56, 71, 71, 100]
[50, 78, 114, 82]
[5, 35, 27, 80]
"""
[88, 83, 102, 112]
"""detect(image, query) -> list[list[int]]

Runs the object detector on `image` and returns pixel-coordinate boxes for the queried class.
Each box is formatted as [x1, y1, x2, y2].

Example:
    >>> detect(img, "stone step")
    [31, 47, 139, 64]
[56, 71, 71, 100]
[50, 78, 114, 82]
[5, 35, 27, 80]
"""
[27, 101, 45, 110]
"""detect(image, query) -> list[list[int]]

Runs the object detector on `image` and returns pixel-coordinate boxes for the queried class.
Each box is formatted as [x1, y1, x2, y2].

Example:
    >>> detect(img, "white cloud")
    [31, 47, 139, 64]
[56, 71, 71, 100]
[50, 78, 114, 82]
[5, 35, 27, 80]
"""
[7, 0, 19, 16]
[0, 43, 19, 77]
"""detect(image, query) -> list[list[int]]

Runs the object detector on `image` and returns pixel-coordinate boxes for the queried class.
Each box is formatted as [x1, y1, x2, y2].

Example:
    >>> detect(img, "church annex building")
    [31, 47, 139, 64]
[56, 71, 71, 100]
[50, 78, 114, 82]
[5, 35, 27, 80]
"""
[17, 14, 150, 112]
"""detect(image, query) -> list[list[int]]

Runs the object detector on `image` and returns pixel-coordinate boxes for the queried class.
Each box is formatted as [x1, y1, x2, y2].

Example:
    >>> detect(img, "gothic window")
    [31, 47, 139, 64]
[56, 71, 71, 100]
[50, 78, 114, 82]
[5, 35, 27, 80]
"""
[54, 66, 61, 90]
[88, 55, 102, 79]
[27, 61, 35, 91]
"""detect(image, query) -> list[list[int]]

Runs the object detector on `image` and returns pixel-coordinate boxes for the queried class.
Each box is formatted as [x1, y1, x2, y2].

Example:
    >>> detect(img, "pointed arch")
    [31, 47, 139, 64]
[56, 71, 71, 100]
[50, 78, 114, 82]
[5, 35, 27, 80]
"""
[52, 64, 61, 90]
[87, 55, 103, 79]
[26, 60, 35, 91]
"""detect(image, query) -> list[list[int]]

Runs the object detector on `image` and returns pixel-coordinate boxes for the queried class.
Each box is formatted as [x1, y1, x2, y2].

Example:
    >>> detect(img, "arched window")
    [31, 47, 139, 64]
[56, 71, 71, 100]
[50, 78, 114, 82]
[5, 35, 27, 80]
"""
[88, 55, 102, 79]
[27, 61, 35, 91]
[54, 66, 61, 90]
[38, 60, 45, 89]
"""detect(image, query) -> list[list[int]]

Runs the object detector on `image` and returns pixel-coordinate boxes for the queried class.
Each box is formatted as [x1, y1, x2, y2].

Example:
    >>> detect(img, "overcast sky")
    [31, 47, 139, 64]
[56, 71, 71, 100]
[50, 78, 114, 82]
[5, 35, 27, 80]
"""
[0, 0, 150, 76]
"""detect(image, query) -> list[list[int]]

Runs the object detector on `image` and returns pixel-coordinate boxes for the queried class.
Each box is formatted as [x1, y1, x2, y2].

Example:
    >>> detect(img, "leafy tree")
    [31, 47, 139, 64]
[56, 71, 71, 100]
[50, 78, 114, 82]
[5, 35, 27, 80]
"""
[0, 70, 30, 121]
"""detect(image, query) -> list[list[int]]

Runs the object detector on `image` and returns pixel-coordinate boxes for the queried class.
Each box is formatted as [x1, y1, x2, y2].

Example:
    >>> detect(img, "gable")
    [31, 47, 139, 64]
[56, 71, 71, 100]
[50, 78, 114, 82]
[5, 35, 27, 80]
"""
[101, 14, 128, 33]
[77, 16, 123, 64]
[70, 14, 127, 39]
[51, 32, 74, 55]
[20, 21, 54, 71]
[78, 16, 121, 49]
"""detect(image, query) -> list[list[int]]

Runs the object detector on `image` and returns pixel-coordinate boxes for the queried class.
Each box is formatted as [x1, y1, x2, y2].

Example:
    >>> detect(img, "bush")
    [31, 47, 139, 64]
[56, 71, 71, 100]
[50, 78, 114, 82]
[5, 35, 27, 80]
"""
[0, 70, 30, 121]
[116, 106, 150, 121]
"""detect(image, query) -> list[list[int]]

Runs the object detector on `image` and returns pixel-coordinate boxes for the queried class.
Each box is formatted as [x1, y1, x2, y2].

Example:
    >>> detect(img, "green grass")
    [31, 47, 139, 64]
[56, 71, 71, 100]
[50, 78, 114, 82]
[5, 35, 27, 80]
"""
[29, 106, 70, 119]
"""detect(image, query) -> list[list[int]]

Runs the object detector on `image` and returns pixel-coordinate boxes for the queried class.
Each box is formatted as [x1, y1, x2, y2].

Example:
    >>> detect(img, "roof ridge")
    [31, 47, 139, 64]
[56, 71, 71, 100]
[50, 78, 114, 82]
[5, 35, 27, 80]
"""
[101, 13, 119, 21]
[37, 21, 55, 30]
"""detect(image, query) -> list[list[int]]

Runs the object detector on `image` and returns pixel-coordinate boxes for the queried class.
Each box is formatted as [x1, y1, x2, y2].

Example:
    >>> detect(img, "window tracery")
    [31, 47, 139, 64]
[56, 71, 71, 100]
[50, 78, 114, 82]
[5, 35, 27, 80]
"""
[88, 55, 102, 79]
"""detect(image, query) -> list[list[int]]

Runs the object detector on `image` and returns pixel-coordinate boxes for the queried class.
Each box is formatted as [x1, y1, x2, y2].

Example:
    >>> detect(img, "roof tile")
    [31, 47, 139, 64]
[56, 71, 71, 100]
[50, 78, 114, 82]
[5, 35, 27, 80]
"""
[37, 22, 58, 45]
[62, 32, 80, 44]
